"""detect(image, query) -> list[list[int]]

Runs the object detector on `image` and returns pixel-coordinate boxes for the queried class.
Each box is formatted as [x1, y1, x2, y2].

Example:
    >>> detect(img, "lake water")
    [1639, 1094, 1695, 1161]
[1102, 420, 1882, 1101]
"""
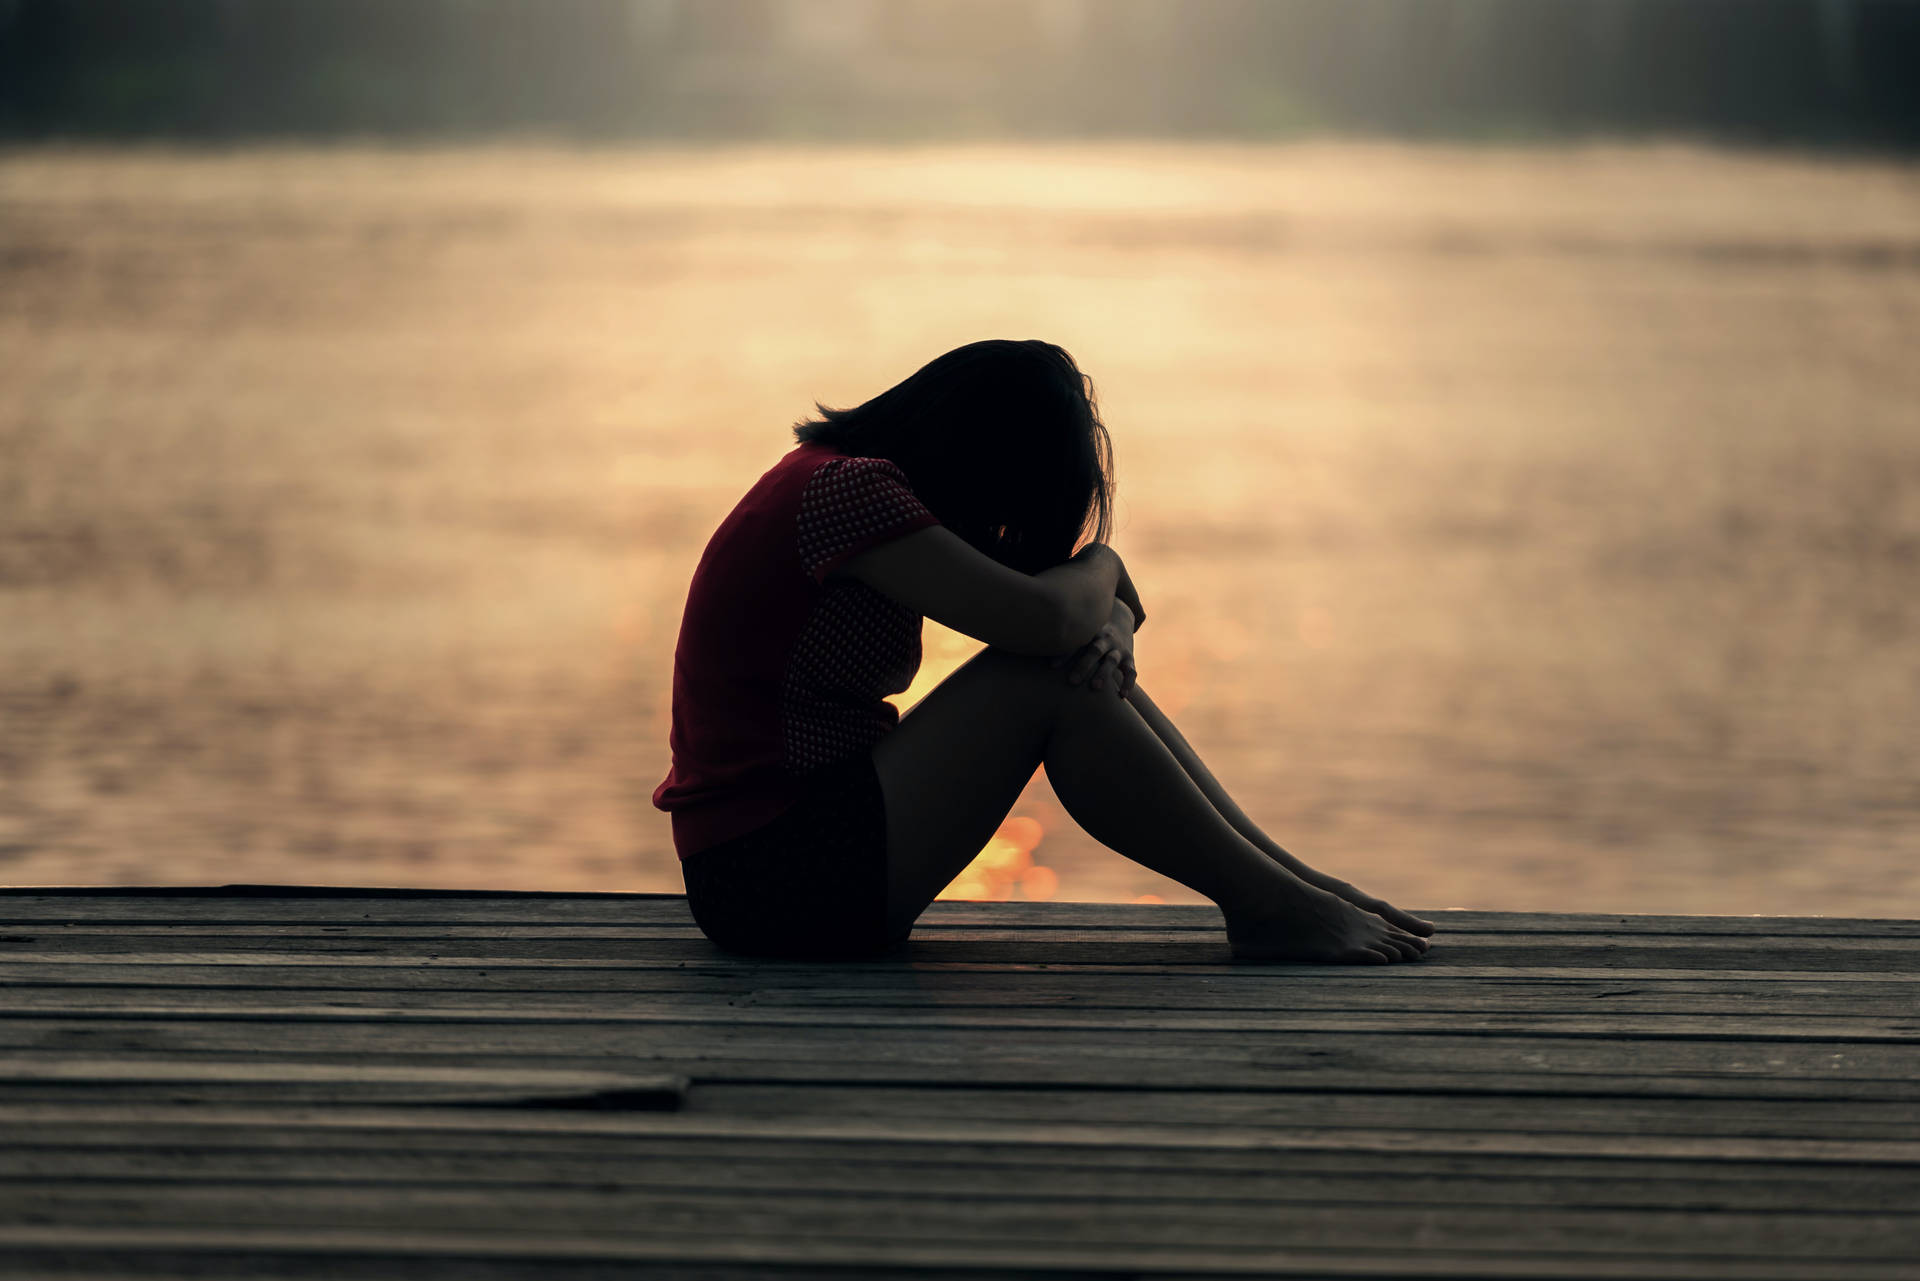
[4, 142, 1918, 916]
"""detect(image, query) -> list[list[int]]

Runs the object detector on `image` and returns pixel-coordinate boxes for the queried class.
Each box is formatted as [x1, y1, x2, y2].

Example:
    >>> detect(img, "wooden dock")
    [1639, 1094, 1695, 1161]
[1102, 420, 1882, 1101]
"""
[0, 888, 1916, 1278]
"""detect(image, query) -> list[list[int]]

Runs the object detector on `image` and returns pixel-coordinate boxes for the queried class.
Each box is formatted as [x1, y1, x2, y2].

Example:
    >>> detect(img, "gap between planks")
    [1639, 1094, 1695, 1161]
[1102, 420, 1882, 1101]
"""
[3, 892, 1917, 939]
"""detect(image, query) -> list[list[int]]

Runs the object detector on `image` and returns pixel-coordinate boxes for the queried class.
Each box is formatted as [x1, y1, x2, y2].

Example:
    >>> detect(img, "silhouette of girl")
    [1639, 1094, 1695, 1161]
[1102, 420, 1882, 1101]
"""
[654, 339, 1434, 962]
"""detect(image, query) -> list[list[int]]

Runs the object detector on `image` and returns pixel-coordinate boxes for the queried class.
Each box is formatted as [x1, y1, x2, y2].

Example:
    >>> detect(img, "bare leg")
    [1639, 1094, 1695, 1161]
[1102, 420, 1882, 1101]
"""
[1126, 686, 1435, 937]
[873, 648, 1427, 962]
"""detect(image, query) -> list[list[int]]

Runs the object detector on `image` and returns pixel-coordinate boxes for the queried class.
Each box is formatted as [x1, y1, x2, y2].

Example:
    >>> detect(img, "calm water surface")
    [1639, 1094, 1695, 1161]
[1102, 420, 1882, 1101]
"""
[4, 143, 1918, 915]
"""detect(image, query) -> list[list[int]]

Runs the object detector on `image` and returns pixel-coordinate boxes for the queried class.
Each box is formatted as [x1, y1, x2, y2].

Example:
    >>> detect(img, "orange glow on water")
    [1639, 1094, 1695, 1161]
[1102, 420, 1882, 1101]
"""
[1022, 864, 1059, 900]
[1133, 894, 1166, 904]
[999, 815, 1044, 854]
[11, 145, 1920, 917]
[1296, 605, 1336, 650]
[935, 813, 1056, 901]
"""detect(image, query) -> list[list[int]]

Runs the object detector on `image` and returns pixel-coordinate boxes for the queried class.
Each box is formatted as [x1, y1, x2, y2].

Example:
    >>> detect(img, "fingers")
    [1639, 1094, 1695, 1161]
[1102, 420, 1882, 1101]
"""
[1068, 627, 1138, 694]
[1066, 635, 1112, 685]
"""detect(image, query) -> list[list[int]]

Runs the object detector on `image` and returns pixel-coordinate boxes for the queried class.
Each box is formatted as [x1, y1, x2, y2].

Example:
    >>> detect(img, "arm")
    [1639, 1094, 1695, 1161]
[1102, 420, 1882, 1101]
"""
[1114, 559, 1146, 632]
[834, 526, 1123, 657]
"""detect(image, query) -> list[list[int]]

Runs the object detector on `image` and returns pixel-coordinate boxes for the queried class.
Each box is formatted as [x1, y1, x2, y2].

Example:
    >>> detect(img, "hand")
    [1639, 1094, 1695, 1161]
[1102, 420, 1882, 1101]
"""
[1051, 598, 1137, 697]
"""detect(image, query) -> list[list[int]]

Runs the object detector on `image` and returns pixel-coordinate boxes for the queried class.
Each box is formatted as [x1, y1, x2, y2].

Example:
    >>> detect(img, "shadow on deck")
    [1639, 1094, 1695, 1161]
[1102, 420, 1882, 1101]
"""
[0, 887, 1916, 1278]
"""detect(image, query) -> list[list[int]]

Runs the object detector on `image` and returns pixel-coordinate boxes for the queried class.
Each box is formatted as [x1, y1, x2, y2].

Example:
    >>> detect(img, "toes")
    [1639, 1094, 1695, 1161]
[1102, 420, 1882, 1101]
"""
[1344, 948, 1390, 965]
[1358, 896, 1436, 938]
[1386, 906, 1437, 937]
[1372, 930, 1427, 961]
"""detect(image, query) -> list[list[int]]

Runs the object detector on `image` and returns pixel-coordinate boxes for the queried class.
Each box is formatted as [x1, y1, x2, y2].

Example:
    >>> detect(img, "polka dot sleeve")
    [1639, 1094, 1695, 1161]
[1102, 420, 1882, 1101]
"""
[796, 456, 942, 585]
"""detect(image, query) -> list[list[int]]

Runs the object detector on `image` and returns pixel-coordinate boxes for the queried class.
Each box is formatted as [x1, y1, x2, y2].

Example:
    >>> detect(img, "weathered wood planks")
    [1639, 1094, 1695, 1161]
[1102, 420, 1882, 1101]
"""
[0, 887, 1915, 1279]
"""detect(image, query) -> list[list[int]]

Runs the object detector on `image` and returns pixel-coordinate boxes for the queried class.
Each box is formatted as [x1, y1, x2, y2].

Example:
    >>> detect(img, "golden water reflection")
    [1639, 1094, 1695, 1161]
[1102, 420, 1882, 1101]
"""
[4, 143, 1919, 916]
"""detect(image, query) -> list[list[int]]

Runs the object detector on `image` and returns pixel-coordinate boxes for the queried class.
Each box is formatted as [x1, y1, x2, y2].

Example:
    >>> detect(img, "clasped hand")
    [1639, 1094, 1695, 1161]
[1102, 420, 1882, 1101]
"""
[1052, 598, 1138, 698]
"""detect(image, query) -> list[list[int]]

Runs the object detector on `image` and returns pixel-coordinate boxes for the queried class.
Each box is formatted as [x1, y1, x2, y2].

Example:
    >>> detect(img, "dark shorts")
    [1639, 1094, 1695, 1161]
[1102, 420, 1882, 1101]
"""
[680, 752, 906, 960]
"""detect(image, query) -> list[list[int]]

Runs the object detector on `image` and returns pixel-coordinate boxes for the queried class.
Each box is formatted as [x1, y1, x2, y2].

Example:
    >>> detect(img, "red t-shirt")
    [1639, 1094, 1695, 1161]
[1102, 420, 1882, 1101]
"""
[652, 441, 942, 858]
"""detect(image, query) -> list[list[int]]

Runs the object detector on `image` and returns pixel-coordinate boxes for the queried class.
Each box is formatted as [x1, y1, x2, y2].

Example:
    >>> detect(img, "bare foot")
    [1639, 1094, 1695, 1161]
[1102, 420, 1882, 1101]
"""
[1226, 887, 1431, 964]
[1308, 875, 1437, 938]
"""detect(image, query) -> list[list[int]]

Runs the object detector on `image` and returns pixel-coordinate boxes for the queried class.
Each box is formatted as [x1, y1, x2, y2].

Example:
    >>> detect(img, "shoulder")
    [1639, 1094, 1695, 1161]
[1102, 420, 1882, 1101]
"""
[793, 451, 939, 583]
[798, 451, 924, 514]
[800, 448, 910, 485]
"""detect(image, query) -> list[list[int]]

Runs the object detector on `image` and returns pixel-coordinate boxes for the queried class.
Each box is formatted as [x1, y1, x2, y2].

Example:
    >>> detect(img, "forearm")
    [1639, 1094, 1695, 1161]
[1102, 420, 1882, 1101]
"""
[1033, 544, 1122, 651]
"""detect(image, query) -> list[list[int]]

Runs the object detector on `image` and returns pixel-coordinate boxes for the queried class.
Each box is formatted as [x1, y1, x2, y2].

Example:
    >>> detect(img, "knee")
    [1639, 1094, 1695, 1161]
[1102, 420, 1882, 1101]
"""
[975, 646, 1052, 673]
[974, 646, 1113, 707]
[974, 646, 1071, 683]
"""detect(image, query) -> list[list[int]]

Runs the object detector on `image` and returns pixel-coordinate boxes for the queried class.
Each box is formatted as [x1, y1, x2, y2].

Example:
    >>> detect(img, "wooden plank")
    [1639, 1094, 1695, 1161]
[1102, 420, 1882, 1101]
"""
[2, 1225, 1914, 1281]
[0, 1059, 683, 1109]
[5, 1016, 1919, 1089]
[3, 1075, 1916, 1139]
[7, 978, 1919, 1020]
[4, 985, 1919, 1025]
[4, 1183, 1917, 1263]
[927, 905, 1920, 938]
[4, 890, 1914, 1280]
[3, 892, 1916, 939]
[6, 1050, 1883, 1102]
[5, 968, 1917, 1018]
[4, 1142, 1915, 1213]
[685, 1082, 1920, 1142]
[10, 1177, 1920, 1258]
[6, 947, 1919, 984]
[9, 924, 1920, 956]
[5, 1058, 1918, 1112]
[3, 1105, 1917, 1166]
[6, 1118, 1917, 1193]
[8, 925, 1920, 958]
[3, 1000, 1916, 1044]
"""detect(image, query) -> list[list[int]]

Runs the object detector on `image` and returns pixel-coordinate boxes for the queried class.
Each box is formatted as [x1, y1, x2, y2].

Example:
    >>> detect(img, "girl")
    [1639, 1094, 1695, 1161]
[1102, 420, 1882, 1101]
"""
[653, 339, 1434, 963]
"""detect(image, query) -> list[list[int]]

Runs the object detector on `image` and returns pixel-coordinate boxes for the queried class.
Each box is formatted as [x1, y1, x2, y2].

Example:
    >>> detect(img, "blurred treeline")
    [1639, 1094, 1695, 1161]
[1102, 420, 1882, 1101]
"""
[2, 0, 1918, 147]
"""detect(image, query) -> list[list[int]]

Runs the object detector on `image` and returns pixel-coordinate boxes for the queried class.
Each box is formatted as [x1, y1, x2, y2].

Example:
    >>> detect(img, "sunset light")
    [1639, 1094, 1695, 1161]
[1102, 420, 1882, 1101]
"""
[7, 4, 1917, 1272]
[936, 812, 1057, 902]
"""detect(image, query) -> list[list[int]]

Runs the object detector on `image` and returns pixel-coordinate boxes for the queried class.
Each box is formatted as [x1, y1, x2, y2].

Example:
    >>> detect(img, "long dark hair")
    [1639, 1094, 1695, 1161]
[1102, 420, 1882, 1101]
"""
[792, 340, 1114, 574]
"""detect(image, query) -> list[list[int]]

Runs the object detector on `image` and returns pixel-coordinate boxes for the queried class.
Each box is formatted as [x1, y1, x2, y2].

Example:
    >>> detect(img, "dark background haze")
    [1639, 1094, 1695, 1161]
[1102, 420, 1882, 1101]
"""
[4, 0, 1919, 148]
